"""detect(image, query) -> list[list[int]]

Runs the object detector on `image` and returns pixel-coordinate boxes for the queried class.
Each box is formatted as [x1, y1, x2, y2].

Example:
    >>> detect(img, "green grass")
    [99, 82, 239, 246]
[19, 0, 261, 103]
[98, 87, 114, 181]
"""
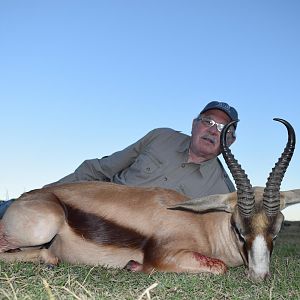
[0, 223, 299, 300]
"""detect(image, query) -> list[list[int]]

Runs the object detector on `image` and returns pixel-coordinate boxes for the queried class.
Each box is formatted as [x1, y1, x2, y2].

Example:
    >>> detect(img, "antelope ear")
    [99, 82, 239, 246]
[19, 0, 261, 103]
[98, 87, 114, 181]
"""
[280, 189, 300, 209]
[168, 192, 237, 213]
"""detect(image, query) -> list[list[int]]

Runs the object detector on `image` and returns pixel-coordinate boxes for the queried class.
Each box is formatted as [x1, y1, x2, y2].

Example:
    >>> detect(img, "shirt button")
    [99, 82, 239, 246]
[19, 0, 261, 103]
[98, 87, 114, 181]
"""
[181, 163, 185, 168]
[146, 167, 150, 172]
[164, 177, 168, 181]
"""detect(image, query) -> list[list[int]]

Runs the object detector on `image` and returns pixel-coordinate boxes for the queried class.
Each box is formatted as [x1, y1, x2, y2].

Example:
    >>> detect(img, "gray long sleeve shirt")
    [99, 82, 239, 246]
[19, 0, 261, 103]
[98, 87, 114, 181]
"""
[48, 128, 235, 198]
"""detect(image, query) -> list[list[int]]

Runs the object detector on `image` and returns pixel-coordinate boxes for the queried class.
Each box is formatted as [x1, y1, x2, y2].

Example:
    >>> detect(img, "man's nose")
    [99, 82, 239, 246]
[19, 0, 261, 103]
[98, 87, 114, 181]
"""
[208, 124, 219, 134]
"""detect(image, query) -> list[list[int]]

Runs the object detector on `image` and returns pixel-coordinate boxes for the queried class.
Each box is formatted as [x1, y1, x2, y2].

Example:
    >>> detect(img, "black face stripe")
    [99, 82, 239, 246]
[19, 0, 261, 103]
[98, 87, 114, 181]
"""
[65, 204, 148, 249]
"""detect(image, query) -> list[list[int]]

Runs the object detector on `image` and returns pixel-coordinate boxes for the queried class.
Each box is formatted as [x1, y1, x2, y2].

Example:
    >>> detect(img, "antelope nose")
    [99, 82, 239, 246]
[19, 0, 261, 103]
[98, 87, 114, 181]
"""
[248, 269, 270, 281]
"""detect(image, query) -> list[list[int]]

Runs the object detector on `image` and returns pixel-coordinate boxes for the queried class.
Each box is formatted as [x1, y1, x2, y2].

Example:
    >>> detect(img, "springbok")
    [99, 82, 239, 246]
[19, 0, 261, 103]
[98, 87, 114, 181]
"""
[0, 118, 299, 281]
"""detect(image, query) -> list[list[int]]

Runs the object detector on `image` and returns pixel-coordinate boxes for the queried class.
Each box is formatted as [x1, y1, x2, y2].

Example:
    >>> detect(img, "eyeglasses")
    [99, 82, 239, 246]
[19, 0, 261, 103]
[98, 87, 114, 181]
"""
[198, 116, 234, 133]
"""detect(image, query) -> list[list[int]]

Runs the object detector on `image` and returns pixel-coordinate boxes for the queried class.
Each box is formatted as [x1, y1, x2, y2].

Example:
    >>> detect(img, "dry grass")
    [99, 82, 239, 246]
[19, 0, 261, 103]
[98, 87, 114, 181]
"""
[0, 221, 299, 300]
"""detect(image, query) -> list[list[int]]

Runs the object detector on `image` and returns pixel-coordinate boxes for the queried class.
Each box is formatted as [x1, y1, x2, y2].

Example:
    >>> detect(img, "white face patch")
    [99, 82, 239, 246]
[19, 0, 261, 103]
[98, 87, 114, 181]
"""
[248, 234, 270, 279]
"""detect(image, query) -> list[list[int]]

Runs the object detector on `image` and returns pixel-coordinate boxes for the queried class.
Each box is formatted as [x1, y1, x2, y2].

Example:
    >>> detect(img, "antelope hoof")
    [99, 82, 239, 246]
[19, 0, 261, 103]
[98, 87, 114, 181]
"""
[45, 263, 58, 270]
[124, 260, 143, 272]
[39, 249, 59, 266]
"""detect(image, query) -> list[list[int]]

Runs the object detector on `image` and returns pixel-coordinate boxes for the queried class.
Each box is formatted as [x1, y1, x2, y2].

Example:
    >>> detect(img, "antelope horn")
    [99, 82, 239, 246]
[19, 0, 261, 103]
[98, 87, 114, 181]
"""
[220, 120, 255, 217]
[263, 118, 296, 216]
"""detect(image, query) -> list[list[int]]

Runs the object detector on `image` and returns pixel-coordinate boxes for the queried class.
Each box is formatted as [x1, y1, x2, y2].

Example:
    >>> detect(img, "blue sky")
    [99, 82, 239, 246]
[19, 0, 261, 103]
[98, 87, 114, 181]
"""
[1, 1, 300, 220]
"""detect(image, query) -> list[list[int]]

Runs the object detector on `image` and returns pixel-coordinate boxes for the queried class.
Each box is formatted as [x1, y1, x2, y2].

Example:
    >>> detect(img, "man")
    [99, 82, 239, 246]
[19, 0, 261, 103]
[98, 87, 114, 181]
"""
[0, 101, 238, 216]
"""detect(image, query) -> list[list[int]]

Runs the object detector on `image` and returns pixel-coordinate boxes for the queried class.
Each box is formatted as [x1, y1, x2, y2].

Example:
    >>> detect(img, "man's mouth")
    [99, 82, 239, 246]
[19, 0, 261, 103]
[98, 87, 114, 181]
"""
[202, 136, 216, 145]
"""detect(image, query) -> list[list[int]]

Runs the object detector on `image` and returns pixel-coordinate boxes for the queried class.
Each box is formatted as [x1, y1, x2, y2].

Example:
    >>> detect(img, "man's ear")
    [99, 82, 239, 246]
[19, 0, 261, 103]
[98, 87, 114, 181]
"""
[226, 134, 236, 147]
[191, 118, 197, 133]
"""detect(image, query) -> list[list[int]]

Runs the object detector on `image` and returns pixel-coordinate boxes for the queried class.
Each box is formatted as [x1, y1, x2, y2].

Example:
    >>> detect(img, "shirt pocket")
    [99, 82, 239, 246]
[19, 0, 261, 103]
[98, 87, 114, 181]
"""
[130, 149, 162, 178]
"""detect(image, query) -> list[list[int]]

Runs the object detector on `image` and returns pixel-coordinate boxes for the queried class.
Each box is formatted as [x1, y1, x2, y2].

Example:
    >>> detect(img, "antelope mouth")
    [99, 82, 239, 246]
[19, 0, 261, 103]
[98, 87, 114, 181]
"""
[247, 268, 270, 282]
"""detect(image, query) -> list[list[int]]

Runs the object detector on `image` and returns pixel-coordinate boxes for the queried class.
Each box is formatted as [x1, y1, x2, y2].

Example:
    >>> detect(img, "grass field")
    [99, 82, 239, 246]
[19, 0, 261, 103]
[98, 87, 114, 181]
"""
[0, 221, 299, 300]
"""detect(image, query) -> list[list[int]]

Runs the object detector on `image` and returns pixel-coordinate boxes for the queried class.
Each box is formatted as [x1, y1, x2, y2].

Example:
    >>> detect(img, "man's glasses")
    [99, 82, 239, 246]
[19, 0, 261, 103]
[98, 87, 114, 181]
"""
[197, 116, 234, 134]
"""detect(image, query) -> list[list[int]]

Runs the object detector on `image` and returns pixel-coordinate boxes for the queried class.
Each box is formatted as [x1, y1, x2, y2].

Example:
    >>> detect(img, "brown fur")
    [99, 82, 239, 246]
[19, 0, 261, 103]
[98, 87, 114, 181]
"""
[65, 203, 148, 249]
[0, 182, 235, 274]
[0, 182, 299, 280]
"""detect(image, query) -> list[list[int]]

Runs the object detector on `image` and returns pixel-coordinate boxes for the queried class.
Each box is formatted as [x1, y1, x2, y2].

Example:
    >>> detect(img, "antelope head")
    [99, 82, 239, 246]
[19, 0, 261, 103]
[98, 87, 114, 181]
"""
[170, 118, 298, 281]
[221, 118, 296, 281]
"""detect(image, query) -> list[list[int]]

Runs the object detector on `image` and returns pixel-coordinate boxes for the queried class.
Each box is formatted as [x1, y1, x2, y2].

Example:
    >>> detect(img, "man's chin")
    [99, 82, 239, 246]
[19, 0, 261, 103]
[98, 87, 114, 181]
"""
[201, 144, 220, 156]
[201, 140, 217, 150]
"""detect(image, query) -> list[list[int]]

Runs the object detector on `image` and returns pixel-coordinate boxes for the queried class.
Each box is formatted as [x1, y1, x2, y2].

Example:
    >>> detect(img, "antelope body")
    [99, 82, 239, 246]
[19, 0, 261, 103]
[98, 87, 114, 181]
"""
[0, 118, 299, 281]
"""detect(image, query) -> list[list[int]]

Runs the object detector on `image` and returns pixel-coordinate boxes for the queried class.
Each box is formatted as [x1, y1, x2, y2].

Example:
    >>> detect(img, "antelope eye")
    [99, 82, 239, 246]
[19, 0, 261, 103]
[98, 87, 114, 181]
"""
[238, 232, 245, 242]
[232, 224, 245, 241]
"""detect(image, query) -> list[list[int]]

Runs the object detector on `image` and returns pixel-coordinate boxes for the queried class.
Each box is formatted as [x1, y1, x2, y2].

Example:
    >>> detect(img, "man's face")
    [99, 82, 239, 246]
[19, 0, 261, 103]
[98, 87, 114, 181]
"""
[190, 109, 235, 161]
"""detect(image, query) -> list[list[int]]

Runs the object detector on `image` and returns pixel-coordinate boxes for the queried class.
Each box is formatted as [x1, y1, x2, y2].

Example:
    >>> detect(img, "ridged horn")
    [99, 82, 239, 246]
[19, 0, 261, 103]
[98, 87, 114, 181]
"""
[263, 118, 296, 216]
[220, 120, 255, 217]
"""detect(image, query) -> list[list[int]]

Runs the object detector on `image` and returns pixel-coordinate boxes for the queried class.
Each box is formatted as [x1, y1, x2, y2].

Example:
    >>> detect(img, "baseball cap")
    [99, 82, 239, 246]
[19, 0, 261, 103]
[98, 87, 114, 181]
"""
[200, 101, 239, 124]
